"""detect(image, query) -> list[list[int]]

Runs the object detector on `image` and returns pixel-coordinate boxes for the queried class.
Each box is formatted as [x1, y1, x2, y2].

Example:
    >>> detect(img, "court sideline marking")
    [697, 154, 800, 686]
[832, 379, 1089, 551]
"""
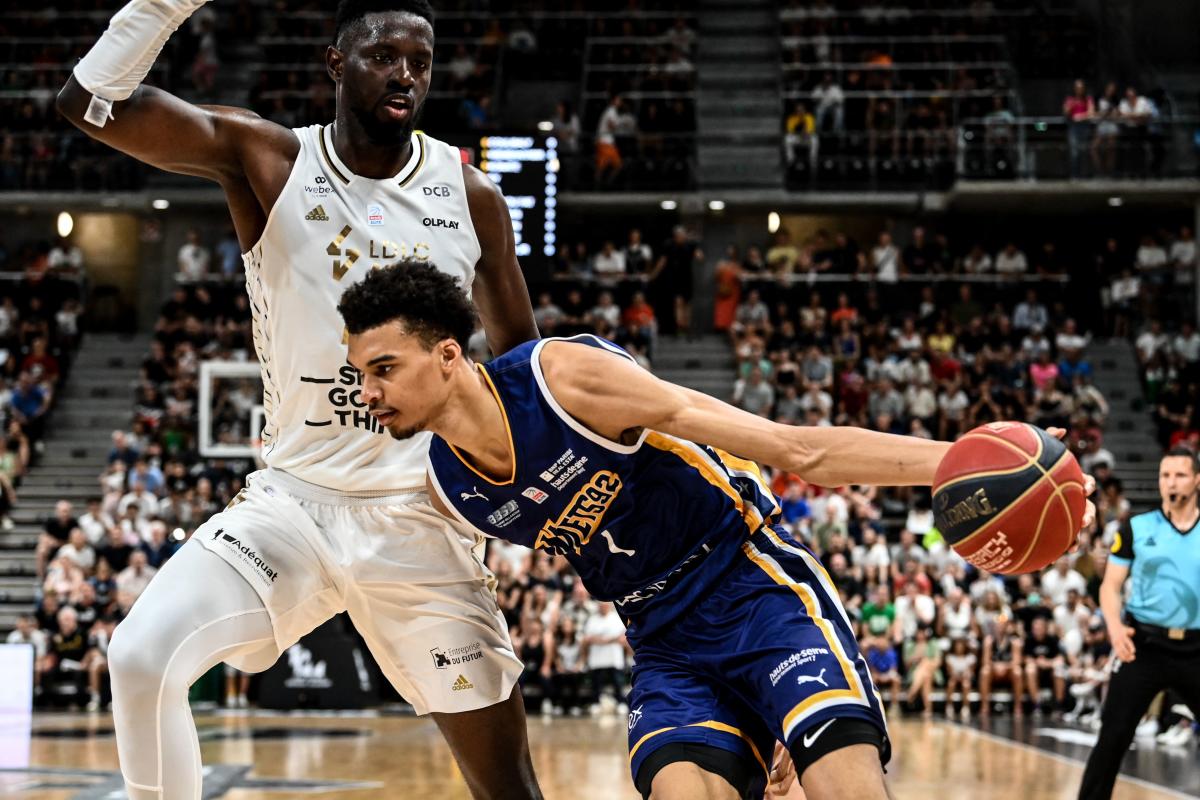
[949, 721, 1200, 799]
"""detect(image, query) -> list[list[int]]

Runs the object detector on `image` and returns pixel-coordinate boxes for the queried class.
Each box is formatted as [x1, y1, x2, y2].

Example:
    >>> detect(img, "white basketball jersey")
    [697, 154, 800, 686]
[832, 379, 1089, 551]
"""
[243, 124, 480, 492]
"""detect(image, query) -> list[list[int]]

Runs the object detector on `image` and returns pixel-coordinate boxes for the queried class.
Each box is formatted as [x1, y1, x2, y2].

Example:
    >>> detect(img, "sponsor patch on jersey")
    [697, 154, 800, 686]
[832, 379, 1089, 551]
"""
[451, 674, 474, 691]
[304, 175, 332, 196]
[769, 648, 831, 687]
[486, 500, 521, 528]
[423, 184, 452, 197]
[367, 203, 384, 226]
[305, 205, 329, 221]
[522, 486, 549, 504]
[422, 217, 460, 230]
[540, 448, 590, 490]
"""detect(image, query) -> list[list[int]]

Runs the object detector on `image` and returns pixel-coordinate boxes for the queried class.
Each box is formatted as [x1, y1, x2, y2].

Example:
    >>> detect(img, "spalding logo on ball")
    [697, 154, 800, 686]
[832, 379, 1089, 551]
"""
[932, 422, 1086, 575]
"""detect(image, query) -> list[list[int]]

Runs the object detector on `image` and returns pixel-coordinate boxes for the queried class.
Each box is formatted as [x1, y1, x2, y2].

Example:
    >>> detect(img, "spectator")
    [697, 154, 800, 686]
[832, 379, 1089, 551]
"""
[591, 241, 626, 278]
[215, 228, 242, 277]
[784, 102, 816, 168]
[10, 370, 50, 443]
[551, 100, 581, 156]
[1012, 289, 1048, 333]
[943, 637, 977, 720]
[961, 243, 993, 274]
[901, 227, 939, 275]
[582, 602, 628, 715]
[864, 638, 901, 706]
[37, 500, 77, 580]
[994, 242, 1028, 277]
[712, 246, 742, 334]
[811, 71, 844, 133]
[981, 617, 1025, 718]
[766, 230, 800, 277]
[586, 291, 621, 339]
[177, 229, 210, 281]
[649, 226, 701, 337]
[56, 527, 95, 572]
[115, 549, 158, 603]
[1091, 82, 1120, 177]
[107, 430, 140, 467]
[871, 231, 900, 283]
[902, 626, 941, 718]
[623, 229, 653, 276]
[1135, 320, 1169, 365]
[47, 236, 83, 272]
[620, 291, 656, 352]
[532, 292, 564, 335]
[1063, 79, 1095, 178]
[594, 95, 626, 185]
[6, 615, 48, 691]
[1023, 617, 1066, 714]
[733, 367, 775, 416]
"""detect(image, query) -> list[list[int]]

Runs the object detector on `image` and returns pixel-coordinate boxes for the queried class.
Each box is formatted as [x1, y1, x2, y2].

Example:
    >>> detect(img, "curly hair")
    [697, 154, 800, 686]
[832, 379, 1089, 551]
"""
[334, 0, 435, 45]
[337, 260, 475, 349]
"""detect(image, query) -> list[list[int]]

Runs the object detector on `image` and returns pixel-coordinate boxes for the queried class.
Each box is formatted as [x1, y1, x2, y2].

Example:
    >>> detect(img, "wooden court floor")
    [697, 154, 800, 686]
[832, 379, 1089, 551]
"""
[0, 711, 1190, 799]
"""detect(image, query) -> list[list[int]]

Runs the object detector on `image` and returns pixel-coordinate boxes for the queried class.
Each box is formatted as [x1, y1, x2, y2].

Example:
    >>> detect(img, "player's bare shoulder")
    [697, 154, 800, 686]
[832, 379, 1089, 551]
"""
[461, 162, 511, 245]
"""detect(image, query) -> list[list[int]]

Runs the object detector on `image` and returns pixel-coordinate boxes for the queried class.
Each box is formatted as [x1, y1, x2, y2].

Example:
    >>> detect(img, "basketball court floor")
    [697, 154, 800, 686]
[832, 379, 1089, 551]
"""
[1, 710, 1195, 799]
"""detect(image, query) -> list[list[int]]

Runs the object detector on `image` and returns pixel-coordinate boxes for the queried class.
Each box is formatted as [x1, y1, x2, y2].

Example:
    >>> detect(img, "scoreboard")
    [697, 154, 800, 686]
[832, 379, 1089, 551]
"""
[477, 134, 558, 259]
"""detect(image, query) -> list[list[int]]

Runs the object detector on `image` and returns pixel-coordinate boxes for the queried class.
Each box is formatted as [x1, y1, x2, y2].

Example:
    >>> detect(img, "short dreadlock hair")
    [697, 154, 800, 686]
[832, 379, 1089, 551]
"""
[338, 259, 475, 350]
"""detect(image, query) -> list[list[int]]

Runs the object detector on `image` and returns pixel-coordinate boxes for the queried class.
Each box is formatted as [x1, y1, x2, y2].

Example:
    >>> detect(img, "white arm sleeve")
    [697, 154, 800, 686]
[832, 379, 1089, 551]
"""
[72, 0, 210, 127]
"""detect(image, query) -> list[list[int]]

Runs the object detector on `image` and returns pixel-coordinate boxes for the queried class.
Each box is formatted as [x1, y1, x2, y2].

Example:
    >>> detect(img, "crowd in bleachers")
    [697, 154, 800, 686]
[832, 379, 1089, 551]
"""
[0, 236, 84, 529]
[1061, 79, 1171, 179]
[18, 225, 253, 708]
[12, 213, 1198, 743]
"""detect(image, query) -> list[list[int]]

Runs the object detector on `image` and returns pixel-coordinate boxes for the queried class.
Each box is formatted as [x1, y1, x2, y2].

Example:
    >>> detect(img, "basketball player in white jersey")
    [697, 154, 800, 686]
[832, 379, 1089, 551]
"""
[57, 1, 543, 797]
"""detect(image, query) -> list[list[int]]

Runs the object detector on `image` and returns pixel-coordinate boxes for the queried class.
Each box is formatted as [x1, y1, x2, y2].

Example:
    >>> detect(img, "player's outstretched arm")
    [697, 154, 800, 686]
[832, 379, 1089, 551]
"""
[539, 341, 951, 487]
[59, 76, 293, 183]
[464, 164, 539, 355]
[56, 0, 295, 184]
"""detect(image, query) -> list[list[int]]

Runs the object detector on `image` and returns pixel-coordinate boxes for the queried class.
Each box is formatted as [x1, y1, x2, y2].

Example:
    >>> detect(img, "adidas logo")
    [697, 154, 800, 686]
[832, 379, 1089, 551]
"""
[305, 205, 329, 221]
[451, 674, 474, 691]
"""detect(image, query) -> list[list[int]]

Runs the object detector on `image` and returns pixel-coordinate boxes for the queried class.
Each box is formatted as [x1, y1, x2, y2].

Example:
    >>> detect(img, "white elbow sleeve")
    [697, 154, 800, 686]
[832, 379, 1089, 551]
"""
[72, 0, 210, 126]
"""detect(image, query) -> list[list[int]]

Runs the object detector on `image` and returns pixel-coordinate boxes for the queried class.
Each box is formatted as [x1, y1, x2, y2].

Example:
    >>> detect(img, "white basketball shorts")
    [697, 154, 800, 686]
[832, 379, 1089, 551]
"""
[192, 468, 521, 715]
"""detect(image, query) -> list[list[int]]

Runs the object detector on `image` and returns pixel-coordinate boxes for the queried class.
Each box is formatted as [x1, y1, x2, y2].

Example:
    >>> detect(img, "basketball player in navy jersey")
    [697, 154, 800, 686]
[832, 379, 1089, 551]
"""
[58, 1, 542, 798]
[340, 262, 1096, 800]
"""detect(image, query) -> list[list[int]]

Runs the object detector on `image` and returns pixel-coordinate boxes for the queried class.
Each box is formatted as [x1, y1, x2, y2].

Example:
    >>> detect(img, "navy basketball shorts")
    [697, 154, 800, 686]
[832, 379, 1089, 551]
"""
[625, 525, 889, 794]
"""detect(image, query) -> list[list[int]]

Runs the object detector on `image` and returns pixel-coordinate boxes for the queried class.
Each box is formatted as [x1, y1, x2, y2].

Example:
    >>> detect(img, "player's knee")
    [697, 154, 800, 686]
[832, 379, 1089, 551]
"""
[108, 621, 167, 691]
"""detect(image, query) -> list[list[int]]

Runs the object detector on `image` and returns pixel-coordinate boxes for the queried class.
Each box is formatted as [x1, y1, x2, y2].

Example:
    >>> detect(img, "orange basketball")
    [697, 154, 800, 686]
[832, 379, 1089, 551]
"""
[932, 422, 1087, 575]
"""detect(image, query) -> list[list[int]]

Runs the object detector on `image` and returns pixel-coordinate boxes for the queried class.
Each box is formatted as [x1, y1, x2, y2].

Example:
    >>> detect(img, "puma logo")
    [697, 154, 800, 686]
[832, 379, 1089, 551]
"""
[460, 487, 488, 503]
[601, 530, 636, 557]
[796, 668, 828, 688]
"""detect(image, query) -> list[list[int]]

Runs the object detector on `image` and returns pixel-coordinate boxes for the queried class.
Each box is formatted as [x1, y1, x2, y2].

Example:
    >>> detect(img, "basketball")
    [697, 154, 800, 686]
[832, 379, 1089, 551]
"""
[933, 422, 1087, 575]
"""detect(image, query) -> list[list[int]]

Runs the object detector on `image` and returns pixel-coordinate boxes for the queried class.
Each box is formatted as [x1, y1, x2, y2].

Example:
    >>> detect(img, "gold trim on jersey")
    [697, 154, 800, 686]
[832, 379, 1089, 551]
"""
[742, 538, 867, 738]
[397, 133, 427, 188]
[627, 720, 769, 777]
[643, 433, 764, 534]
[448, 363, 516, 486]
[318, 125, 351, 185]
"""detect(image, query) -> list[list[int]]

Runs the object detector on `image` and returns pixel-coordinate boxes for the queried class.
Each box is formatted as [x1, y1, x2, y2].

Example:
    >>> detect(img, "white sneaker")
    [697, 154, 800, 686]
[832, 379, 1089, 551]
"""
[1135, 719, 1159, 739]
[1, 516, 12, 531]
[237, 695, 249, 709]
[540, 699, 554, 717]
[86, 694, 100, 712]
[1156, 727, 1177, 745]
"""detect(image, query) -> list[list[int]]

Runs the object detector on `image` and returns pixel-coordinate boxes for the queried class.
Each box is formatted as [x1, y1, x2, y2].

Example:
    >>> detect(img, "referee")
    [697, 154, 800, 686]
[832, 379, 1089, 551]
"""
[1079, 446, 1200, 799]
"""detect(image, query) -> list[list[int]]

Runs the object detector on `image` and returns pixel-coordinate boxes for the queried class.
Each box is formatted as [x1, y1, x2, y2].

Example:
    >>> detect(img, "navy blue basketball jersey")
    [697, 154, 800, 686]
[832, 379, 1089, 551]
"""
[427, 335, 781, 641]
